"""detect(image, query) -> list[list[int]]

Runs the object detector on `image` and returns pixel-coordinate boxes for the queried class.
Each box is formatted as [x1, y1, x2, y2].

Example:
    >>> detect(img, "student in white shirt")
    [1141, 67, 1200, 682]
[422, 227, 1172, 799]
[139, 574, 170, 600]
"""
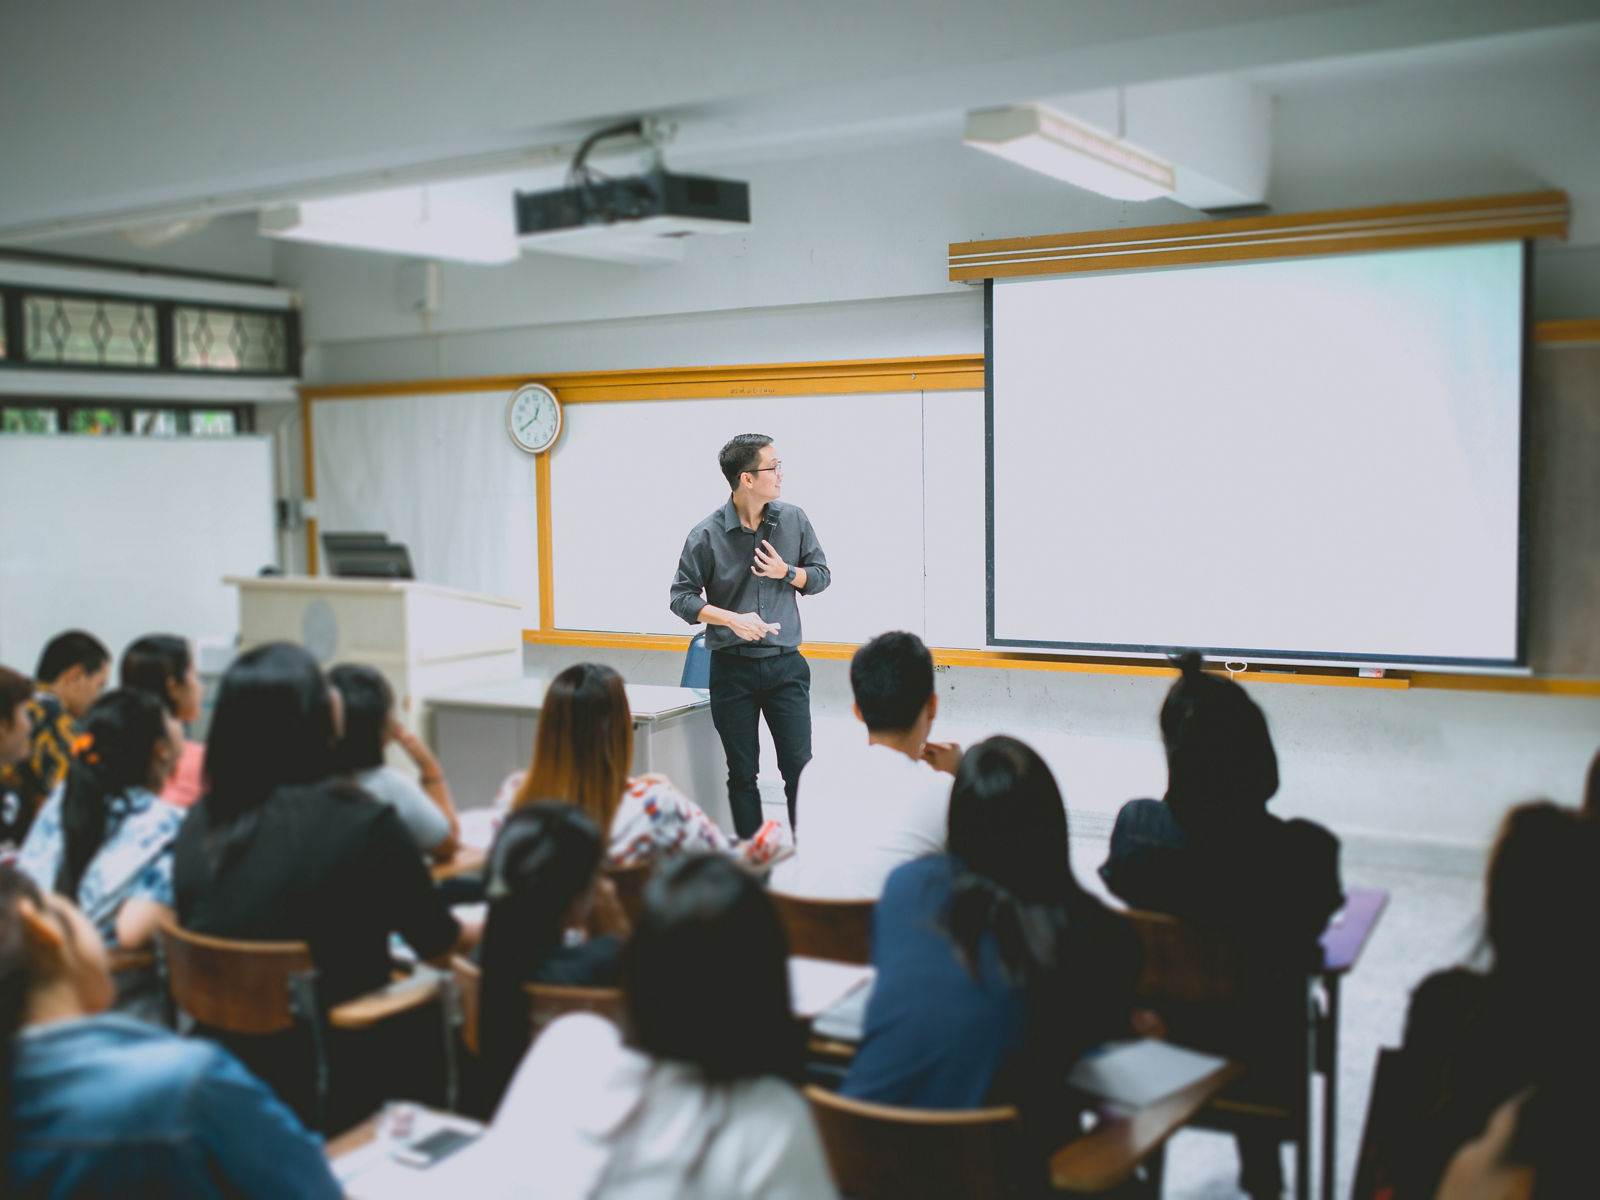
[481, 854, 837, 1199]
[774, 631, 961, 899]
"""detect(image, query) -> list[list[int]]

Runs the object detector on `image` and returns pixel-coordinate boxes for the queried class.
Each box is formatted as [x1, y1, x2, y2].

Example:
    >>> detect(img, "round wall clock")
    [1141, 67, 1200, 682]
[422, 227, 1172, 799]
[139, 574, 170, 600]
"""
[506, 383, 562, 454]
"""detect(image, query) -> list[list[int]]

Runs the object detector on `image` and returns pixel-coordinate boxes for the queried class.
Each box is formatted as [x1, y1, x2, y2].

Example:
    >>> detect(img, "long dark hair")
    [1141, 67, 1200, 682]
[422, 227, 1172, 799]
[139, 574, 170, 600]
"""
[327, 663, 391, 774]
[479, 802, 606, 1106]
[626, 854, 802, 1084]
[1159, 649, 1279, 834]
[946, 736, 1086, 987]
[0, 665, 32, 720]
[120, 634, 192, 718]
[56, 689, 170, 901]
[202, 643, 336, 875]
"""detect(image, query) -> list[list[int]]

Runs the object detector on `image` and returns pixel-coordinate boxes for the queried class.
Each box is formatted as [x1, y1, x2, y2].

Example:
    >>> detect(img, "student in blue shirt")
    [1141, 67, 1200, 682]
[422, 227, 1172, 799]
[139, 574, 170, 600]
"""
[843, 736, 1142, 1167]
[2, 865, 341, 1198]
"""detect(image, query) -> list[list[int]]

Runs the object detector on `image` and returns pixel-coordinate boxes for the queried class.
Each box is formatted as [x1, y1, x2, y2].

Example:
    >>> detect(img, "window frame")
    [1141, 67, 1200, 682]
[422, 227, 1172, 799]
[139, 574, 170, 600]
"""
[0, 285, 298, 379]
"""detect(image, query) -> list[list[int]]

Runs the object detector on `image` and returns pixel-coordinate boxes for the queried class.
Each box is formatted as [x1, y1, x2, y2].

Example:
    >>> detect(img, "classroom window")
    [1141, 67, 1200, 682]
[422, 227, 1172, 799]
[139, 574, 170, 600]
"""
[188, 409, 238, 436]
[173, 305, 290, 373]
[132, 409, 179, 436]
[23, 294, 159, 368]
[1, 407, 59, 433]
[70, 408, 125, 435]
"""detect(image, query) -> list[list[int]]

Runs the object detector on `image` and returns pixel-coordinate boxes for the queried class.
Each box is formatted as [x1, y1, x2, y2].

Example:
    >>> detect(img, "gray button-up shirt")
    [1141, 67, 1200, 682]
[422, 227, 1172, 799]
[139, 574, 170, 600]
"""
[670, 498, 831, 655]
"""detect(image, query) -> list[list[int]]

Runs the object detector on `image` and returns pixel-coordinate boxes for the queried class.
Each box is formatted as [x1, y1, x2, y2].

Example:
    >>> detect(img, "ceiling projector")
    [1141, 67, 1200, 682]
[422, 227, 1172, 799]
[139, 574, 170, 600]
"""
[514, 169, 750, 265]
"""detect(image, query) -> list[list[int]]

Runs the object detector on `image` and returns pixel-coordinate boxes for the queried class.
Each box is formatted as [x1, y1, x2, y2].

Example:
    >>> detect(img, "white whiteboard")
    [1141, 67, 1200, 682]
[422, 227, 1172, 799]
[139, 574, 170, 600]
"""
[0, 436, 276, 672]
[550, 393, 928, 644]
[310, 386, 991, 650]
[991, 242, 1525, 665]
[313, 391, 541, 621]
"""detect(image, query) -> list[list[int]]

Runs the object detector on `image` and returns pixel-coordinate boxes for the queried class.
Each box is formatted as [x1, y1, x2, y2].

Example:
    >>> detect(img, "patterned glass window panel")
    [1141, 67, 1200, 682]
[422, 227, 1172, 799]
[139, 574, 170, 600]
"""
[174, 306, 289, 373]
[23, 294, 159, 367]
[189, 410, 237, 436]
[70, 408, 124, 435]
[2, 408, 60, 433]
[132, 409, 179, 436]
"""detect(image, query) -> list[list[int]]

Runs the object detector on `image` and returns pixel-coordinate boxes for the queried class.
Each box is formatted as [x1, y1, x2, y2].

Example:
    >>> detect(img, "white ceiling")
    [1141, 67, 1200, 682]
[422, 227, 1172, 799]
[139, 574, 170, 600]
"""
[4, 0, 1600, 244]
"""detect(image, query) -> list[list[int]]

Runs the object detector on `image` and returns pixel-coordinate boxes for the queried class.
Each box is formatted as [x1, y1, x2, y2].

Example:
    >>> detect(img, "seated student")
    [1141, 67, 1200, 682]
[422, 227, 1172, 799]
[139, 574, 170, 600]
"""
[3, 866, 341, 1198]
[774, 631, 959, 899]
[1098, 650, 1341, 1200]
[329, 662, 460, 861]
[501, 662, 733, 867]
[120, 634, 207, 808]
[0, 665, 35, 845]
[16, 689, 183, 952]
[479, 854, 835, 1199]
[478, 802, 631, 1108]
[1379, 802, 1600, 1200]
[0, 631, 110, 843]
[842, 737, 1141, 1160]
[1099, 650, 1343, 962]
[171, 641, 470, 1126]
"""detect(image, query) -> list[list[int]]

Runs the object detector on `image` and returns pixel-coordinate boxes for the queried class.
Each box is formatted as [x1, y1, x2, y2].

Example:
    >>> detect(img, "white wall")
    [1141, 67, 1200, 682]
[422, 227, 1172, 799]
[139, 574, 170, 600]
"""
[520, 642, 1600, 871]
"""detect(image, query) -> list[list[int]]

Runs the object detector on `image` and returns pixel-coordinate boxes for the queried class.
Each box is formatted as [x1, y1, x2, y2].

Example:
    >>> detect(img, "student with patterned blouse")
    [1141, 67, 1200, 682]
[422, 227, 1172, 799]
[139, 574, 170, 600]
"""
[16, 689, 184, 952]
[498, 663, 738, 867]
[0, 631, 110, 845]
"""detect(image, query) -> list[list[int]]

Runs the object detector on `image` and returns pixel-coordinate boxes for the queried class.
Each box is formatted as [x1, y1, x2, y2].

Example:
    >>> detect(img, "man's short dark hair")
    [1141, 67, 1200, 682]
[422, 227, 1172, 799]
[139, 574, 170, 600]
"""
[719, 434, 773, 491]
[850, 631, 935, 733]
[35, 630, 110, 685]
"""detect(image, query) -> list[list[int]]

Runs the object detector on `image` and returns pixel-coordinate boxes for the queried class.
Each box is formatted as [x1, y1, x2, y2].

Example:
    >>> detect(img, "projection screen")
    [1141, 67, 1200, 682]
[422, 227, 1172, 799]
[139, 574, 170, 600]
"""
[987, 241, 1526, 666]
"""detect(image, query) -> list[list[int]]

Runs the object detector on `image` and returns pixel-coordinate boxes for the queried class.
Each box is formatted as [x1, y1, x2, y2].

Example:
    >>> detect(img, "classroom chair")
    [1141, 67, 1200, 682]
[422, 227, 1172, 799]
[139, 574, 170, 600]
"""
[157, 919, 458, 1131]
[450, 956, 626, 1058]
[768, 890, 874, 964]
[681, 631, 710, 688]
[1123, 907, 1315, 1200]
[804, 1069, 1241, 1199]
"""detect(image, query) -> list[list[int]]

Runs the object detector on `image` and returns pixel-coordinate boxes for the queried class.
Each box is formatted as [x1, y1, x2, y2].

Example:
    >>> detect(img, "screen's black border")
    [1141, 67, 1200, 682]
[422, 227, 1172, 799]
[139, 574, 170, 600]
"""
[983, 244, 1532, 669]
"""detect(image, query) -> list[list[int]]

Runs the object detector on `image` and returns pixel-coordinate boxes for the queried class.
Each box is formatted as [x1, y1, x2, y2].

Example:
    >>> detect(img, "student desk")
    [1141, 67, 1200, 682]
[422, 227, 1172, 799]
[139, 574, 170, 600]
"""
[425, 678, 729, 830]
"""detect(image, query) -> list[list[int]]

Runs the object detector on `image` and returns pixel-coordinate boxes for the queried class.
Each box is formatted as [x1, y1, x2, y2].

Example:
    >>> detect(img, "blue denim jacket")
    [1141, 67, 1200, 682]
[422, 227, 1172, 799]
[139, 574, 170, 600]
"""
[10, 1014, 341, 1199]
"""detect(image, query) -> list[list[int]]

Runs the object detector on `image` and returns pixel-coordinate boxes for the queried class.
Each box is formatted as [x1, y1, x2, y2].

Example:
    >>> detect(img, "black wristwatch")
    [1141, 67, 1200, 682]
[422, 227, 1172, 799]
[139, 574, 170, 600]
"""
[784, 564, 798, 586]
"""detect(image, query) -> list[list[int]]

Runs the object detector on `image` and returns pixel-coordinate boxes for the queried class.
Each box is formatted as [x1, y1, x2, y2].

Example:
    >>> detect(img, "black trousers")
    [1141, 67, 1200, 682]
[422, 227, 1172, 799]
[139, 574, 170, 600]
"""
[708, 650, 812, 837]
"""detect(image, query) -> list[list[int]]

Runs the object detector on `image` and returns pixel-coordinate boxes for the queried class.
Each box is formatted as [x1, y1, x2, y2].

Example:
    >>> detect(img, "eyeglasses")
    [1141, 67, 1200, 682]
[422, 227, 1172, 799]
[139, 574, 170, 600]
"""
[750, 461, 783, 474]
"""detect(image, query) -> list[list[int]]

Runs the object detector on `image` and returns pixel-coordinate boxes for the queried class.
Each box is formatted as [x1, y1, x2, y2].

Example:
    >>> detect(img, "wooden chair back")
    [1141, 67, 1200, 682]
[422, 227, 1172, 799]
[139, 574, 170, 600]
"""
[157, 919, 316, 1035]
[451, 956, 625, 1055]
[804, 1085, 1023, 1200]
[526, 981, 627, 1038]
[769, 891, 874, 964]
[603, 860, 653, 923]
[1124, 907, 1240, 1004]
[452, 956, 484, 1056]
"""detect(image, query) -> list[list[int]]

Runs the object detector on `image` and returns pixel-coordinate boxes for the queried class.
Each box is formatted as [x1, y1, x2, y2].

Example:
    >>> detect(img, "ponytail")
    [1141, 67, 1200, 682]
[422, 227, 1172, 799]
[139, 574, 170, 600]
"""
[948, 871, 1071, 987]
[55, 690, 168, 901]
[944, 736, 1085, 985]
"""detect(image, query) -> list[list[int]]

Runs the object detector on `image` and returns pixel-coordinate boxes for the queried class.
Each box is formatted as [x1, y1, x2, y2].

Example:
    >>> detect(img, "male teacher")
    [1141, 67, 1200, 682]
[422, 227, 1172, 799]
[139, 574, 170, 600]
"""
[670, 434, 830, 836]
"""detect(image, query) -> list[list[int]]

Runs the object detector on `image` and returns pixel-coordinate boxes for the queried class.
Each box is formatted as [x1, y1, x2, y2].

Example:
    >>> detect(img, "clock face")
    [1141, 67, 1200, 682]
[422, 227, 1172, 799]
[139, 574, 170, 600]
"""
[506, 384, 562, 454]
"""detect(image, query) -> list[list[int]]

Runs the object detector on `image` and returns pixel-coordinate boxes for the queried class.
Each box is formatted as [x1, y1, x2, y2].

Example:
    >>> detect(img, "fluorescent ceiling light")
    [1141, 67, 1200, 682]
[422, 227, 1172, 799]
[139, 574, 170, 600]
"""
[964, 104, 1175, 201]
[259, 186, 520, 264]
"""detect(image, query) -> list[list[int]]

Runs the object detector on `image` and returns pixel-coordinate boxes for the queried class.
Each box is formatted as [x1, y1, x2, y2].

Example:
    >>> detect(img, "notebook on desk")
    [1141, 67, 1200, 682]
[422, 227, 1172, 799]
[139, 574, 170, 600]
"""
[1066, 1039, 1229, 1109]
